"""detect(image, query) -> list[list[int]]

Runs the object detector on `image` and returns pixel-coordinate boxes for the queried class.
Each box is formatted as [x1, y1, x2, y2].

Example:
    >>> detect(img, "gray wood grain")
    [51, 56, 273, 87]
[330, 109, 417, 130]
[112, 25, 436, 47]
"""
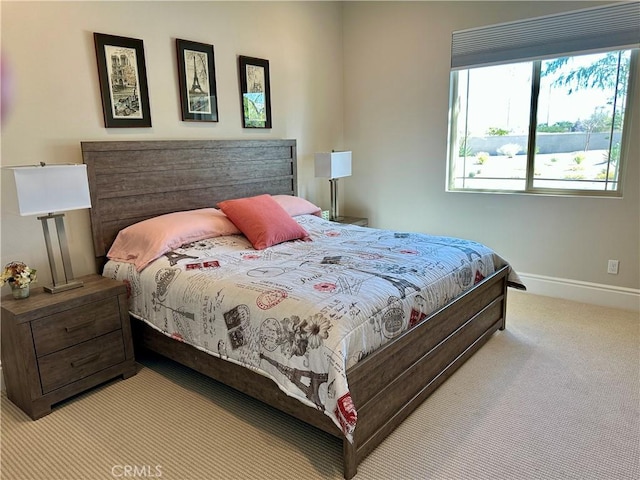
[82, 139, 297, 261]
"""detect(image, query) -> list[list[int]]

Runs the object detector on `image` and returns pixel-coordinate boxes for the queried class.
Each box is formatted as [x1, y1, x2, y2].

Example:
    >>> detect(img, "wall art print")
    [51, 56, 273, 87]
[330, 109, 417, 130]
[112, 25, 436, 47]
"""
[238, 55, 271, 129]
[93, 33, 151, 128]
[176, 39, 218, 122]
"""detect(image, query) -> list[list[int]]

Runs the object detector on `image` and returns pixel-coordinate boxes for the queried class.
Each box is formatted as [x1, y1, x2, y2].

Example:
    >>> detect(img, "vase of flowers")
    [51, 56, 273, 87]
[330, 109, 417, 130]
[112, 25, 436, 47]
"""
[1, 261, 37, 299]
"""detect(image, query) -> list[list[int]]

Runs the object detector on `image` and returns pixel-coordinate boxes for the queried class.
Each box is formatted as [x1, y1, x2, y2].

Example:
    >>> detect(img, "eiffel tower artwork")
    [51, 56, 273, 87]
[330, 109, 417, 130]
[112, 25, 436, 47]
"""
[185, 51, 211, 116]
[178, 41, 217, 121]
[189, 56, 205, 94]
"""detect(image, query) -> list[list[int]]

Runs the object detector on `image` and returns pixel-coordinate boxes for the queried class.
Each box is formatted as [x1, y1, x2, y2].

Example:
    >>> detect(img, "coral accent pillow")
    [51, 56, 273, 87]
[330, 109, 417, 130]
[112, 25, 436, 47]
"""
[218, 194, 310, 250]
[107, 208, 240, 271]
[272, 195, 322, 217]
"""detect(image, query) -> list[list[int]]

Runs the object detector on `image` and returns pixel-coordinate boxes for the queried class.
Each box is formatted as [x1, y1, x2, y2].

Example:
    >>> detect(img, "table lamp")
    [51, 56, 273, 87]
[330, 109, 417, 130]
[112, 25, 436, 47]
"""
[314, 151, 352, 221]
[12, 163, 92, 293]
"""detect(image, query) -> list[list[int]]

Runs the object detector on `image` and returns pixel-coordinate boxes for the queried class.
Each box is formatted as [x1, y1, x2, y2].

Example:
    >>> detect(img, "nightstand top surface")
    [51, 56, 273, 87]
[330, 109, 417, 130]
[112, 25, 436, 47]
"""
[1, 274, 125, 321]
[334, 216, 368, 226]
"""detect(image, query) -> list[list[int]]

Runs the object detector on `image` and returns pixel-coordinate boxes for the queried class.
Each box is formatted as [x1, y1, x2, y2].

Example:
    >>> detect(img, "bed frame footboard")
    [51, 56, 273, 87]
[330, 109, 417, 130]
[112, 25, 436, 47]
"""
[342, 265, 509, 479]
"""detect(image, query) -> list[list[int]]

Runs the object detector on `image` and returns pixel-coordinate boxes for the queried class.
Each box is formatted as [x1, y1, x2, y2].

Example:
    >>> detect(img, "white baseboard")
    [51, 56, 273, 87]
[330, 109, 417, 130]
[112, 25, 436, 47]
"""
[518, 273, 640, 312]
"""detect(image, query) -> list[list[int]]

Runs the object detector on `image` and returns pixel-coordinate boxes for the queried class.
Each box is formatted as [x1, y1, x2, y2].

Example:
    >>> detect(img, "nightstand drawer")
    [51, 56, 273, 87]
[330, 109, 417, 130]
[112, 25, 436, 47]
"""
[38, 330, 126, 394]
[31, 297, 121, 357]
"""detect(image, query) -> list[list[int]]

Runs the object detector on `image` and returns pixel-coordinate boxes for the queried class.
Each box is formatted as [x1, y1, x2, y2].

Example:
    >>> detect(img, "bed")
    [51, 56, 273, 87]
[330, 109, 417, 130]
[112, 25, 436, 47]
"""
[82, 139, 523, 479]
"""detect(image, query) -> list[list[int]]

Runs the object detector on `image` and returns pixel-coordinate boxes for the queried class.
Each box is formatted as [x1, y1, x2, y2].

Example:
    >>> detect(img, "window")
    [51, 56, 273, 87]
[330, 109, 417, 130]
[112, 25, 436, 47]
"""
[447, 3, 639, 196]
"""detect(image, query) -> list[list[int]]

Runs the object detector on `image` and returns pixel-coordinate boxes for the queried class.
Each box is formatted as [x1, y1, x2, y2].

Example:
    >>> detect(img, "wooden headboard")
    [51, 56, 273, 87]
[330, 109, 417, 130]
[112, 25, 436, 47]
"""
[82, 139, 297, 264]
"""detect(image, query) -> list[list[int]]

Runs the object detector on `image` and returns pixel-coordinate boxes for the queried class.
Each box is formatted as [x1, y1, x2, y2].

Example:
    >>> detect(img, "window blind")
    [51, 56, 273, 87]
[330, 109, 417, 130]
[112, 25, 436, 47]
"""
[451, 2, 640, 69]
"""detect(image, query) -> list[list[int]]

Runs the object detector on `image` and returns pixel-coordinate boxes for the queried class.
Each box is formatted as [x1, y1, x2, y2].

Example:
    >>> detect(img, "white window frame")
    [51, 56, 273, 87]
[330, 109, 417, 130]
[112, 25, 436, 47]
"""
[446, 2, 640, 197]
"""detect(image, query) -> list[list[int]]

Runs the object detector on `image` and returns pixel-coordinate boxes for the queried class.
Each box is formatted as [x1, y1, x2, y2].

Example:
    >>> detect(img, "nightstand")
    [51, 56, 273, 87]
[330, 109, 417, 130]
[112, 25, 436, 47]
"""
[334, 216, 369, 227]
[1, 274, 136, 419]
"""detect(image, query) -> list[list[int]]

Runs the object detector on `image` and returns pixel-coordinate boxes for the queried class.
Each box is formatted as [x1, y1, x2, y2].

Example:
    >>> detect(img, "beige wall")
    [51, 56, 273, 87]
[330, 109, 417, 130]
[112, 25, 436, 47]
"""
[342, 1, 640, 292]
[0, 1, 345, 289]
[1, 1, 638, 300]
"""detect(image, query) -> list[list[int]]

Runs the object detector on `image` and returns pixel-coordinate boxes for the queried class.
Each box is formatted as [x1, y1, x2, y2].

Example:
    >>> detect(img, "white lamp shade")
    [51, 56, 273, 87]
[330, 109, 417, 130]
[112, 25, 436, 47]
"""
[315, 151, 352, 179]
[13, 164, 92, 216]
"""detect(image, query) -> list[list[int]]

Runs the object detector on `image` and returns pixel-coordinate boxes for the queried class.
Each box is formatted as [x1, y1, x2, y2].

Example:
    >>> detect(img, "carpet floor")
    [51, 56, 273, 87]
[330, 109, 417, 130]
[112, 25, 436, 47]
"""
[1, 290, 638, 480]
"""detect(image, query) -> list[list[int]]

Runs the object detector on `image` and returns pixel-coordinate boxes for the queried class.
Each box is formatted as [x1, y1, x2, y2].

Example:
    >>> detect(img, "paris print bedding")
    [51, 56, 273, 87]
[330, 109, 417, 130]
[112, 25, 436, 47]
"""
[103, 214, 521, 441]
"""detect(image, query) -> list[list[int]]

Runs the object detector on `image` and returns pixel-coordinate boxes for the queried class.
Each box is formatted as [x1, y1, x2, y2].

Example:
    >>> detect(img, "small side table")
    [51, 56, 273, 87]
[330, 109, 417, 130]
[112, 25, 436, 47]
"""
[334, 216, 369, 227]
[1, 274, 136, 419]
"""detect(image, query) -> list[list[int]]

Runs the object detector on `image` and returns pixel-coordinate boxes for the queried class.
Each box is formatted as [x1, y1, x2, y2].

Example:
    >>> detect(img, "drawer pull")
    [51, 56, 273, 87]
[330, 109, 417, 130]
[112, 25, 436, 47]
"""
[65, 319, 96, 333]
[71, 353, 100, 368]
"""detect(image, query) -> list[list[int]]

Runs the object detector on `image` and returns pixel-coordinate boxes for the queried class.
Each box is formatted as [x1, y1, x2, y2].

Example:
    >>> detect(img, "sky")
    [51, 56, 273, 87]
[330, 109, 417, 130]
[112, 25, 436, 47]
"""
[461, 51, 623, 136]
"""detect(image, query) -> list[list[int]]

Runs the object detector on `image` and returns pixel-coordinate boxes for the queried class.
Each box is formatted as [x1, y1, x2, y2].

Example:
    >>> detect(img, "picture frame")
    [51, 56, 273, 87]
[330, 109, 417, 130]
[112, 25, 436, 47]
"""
[176, 39, 218, 122]
[238, 55, 272, 128]
[93, 33, 151, 128]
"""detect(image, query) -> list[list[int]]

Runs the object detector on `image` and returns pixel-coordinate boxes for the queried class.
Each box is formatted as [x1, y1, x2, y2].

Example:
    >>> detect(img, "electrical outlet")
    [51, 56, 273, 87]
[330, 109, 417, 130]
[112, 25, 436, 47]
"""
[607, 259, 619, 275]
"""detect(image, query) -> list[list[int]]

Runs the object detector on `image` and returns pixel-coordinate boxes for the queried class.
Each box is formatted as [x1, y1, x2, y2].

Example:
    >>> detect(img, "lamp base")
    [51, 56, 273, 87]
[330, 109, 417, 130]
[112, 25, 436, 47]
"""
[44, 279, 84, 294]
[38, 213, 84, 294]
[329, 178, 340, 221]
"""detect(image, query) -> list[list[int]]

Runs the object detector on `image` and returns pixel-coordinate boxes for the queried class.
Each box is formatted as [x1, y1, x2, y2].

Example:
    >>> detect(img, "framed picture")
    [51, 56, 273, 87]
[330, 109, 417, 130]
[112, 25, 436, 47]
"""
[93, 33, 151, 128]
[238, 55, 272, 128]
[176, 39, 218, 122]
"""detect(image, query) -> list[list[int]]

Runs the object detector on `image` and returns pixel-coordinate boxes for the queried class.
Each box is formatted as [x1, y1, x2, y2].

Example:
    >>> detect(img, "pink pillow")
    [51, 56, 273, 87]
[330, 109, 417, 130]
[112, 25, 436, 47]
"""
[107, 208, 240, 271]
[218, 194, 310, 250]
[272, 195, 322, 217]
